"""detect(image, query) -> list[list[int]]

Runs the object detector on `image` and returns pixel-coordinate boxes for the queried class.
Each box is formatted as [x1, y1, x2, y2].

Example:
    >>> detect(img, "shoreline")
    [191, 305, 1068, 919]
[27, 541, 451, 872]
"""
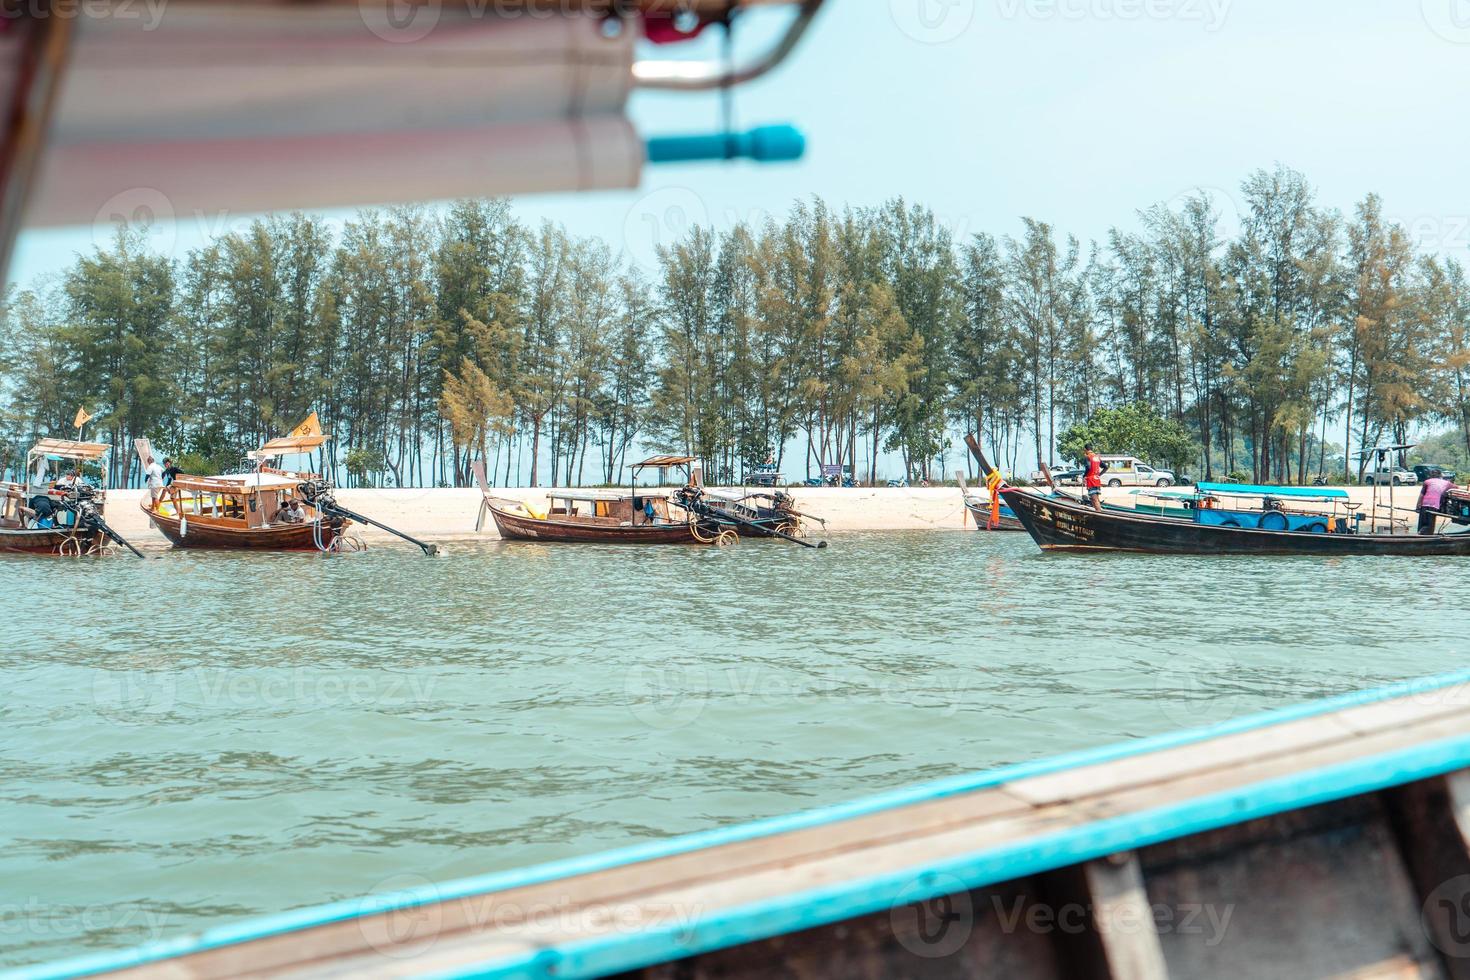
[90, 484, 1424, 547]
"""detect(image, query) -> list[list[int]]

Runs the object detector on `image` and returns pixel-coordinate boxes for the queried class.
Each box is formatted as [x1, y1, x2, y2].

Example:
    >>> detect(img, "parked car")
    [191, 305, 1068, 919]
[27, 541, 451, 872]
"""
[1412, 464, 1458, 483]
[1362, 466, 1418, 486]
[1028, 463, 1081, 483]
[1094, 455, 1176, 487]
[1034, 457, 1175, 487]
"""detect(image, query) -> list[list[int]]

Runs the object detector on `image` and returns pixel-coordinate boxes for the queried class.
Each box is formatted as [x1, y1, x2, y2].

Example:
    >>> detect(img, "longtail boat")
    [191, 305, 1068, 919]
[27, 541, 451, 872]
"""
[476, 456, 712, 545]
[0, 439, 144, 557]
[139, 418, 438, 555]
[956, 468, 1023, 531]
[475, 457, 827, 548]
[970, 455, 1470, 555]
[28, 670, 1470, 979]
[143, 468, 354, 552]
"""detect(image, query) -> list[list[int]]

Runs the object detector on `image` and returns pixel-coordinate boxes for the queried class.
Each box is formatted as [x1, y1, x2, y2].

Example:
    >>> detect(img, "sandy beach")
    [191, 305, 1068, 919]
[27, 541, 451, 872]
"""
[94, 482, 1426, 547]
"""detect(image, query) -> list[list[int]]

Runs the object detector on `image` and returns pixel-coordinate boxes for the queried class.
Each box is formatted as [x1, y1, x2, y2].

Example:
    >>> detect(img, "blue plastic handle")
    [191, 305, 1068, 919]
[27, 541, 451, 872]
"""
[646, 124, 806, 165]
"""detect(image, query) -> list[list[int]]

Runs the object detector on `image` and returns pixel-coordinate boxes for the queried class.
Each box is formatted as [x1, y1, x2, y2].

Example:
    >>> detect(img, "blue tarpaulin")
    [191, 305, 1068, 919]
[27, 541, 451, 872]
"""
[1196, 482, 1349, 500]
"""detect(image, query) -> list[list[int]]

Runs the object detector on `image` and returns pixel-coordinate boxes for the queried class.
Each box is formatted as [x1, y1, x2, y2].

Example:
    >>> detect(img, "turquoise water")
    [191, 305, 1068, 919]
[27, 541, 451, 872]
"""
[1, 531, 1464, 968]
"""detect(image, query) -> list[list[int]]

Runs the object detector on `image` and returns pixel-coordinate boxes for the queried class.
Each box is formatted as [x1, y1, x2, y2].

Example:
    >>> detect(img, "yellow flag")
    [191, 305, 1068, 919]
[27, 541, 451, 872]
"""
[288, 412, 322, 438]
[73, 406, 93, 429]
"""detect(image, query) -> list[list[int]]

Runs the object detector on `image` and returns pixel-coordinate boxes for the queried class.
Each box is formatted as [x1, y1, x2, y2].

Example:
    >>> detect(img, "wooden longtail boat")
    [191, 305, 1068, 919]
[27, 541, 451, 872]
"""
[475, 458, 827, 548]
[475, 454, 711, 544]
[1001, 483, 1470, 555]
[963, 432, 1470, 556]
[140, 417, 438, 555]
[143, 470, 352, 551]
[0, 439, 140, 556]
[483, 490, 703, 545]
[138, 425, 358, 553]
[32, 670, 1470, 979]
[956, 470, 1024, 531]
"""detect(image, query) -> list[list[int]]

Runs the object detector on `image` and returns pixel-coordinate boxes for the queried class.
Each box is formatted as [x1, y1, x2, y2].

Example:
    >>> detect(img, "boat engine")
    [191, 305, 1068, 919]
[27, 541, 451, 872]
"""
[1441, 488, 1470, 525]
[297, 478, 338, 512]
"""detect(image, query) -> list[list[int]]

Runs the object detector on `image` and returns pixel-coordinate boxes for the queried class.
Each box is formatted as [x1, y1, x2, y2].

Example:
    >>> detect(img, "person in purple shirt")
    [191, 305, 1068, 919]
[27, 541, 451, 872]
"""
[1417, 469, 1455, 534]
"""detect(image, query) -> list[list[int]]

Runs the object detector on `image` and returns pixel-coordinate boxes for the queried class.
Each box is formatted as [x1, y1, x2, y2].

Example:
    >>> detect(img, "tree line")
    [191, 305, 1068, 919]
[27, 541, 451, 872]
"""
[3, 165, 1467, 489]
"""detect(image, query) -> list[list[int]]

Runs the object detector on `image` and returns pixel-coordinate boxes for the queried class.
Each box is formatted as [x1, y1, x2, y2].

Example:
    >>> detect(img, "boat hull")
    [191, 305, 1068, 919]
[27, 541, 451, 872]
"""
[1002, 485, 1470, 555]
[0, 526, 105, 555]
[962, 497, 1025, 531]
[144, 501, 348, 551]
[487, 501, 697, 544]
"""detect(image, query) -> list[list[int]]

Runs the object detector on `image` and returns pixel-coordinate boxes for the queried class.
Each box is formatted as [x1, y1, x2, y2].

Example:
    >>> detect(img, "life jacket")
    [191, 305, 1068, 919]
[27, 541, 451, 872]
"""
[1085, 453, 1103, 486]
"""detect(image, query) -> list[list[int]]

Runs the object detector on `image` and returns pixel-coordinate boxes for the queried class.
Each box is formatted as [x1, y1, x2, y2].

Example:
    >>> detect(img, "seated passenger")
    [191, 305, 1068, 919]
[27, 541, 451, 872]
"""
[278, 498, 306, 524]
[28, 494, 56, 528]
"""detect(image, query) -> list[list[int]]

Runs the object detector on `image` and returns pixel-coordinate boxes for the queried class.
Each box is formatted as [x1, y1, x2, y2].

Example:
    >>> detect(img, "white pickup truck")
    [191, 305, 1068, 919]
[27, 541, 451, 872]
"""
[1032, 455, 1176, 487]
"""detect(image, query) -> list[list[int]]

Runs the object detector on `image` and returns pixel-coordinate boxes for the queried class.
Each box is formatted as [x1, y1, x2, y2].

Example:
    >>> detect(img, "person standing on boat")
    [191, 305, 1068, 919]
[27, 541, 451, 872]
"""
[1083, 445, 1107, 512]
[144, 455, 165, 507]
[1416, 469, 1454, 534]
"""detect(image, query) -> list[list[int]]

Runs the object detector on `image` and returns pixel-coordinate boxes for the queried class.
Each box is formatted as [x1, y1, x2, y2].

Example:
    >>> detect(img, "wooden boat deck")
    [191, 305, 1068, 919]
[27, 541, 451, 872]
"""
[24, 670, 1470, 979]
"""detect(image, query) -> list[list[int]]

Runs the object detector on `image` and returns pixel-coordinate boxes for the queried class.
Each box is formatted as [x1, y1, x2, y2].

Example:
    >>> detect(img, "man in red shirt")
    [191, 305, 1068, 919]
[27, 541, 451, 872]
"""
[1083, 445, 1105, 511]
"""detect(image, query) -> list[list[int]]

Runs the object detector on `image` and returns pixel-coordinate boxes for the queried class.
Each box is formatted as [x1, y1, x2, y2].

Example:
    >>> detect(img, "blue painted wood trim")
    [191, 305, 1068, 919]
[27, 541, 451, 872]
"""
[10, 668, 1470, 980]
[434, 731, 1470, 980]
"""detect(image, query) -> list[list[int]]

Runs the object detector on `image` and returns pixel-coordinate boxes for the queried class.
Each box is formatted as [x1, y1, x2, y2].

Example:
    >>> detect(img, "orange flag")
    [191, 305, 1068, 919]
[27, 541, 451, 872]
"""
[73, 406, 93, 429]
[288, 412, 322, 439]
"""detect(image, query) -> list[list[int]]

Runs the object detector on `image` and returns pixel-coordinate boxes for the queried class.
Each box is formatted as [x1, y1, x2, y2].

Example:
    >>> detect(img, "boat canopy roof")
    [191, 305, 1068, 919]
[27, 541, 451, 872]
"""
[550, 490, 670, 502]
[256, 433, 330, 456]
[176, 472, 304, 491]
[632, 454, 697, 469]
[1197, 482, 1349, 501]
[29, 438, 111, 461]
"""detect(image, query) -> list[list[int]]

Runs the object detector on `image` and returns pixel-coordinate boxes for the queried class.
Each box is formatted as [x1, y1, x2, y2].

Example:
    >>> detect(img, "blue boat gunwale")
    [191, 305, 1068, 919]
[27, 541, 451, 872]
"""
[12, 667, 1470, 980]
[1194, 481, 1350, 501]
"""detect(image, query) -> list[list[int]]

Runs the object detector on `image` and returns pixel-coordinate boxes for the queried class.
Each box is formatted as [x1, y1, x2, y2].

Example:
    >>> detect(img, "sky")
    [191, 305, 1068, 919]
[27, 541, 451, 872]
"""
[16, 0, 1470, 286]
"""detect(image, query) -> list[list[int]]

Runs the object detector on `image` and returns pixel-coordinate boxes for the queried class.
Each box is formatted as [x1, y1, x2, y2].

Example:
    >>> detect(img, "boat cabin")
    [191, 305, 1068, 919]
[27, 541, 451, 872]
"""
[160, 472, 317, 529]
[538, 491, 675, 526]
